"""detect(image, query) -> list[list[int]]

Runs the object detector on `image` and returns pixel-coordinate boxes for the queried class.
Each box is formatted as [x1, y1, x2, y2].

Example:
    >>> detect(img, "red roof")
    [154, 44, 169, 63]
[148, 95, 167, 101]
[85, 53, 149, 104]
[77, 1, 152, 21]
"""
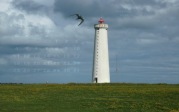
[98, 18, 104, 24]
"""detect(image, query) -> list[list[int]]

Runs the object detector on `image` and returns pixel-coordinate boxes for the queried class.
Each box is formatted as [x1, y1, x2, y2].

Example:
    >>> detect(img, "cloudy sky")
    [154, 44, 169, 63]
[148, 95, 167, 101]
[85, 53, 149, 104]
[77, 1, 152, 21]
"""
[0, 0, 179, 83]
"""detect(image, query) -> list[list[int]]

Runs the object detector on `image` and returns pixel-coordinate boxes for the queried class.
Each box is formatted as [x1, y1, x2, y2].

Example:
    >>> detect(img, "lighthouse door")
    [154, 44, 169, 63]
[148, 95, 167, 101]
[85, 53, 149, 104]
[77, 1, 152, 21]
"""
[95, 77, 98, 83]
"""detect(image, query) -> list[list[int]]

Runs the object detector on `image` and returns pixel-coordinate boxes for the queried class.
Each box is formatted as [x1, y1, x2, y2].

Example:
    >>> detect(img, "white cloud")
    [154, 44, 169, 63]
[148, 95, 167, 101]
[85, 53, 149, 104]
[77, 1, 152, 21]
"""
[0, 2, 59, 46]
[0, 0, 12, 12]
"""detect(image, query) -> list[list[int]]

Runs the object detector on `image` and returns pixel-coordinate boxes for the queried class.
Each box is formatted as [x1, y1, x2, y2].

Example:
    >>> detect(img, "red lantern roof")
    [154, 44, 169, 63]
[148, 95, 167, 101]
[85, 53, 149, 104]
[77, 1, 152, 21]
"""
[98, 18, 104, 24]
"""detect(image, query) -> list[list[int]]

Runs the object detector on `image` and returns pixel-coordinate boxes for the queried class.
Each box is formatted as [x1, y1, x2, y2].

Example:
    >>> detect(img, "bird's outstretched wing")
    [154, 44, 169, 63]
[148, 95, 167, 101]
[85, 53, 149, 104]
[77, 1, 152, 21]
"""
[78, 18, 84, 26]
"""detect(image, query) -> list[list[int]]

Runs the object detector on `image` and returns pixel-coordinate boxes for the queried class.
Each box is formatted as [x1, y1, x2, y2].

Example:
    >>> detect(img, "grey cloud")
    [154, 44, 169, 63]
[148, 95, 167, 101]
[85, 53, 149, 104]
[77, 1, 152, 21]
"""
[54, 0, 136, 18]
[53, 0, 170, 19]
[11, 0, 50, 15]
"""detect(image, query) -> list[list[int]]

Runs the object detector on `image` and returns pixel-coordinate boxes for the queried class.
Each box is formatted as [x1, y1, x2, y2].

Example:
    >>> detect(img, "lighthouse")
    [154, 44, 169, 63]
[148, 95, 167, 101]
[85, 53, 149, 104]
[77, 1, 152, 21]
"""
[92, 18, 110, 83]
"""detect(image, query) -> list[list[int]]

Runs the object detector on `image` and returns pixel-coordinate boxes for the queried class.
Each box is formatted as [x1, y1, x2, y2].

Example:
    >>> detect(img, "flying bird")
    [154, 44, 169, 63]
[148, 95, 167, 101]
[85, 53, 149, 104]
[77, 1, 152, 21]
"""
[71, 14, 84, 26]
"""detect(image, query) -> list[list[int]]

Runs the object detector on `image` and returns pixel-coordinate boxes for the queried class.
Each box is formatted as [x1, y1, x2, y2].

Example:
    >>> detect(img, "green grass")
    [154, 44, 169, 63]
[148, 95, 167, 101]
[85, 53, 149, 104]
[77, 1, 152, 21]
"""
[0, 83, 179, 112]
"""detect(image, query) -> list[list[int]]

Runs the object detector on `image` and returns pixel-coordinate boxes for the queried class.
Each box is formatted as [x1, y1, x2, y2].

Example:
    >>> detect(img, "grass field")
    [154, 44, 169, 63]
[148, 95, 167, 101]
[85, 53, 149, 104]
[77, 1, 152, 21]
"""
[0, 83, 179, 112]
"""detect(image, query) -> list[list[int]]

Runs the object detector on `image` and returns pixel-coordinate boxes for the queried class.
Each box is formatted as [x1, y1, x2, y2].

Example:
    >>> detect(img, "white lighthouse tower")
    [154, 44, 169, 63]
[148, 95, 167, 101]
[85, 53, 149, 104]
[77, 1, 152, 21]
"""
[92, 18, 110, 83]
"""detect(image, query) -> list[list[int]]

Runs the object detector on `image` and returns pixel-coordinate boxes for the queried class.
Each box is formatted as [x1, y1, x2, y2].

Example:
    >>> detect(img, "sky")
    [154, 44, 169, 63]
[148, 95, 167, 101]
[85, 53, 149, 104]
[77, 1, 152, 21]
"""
[0, 0, 179, 84]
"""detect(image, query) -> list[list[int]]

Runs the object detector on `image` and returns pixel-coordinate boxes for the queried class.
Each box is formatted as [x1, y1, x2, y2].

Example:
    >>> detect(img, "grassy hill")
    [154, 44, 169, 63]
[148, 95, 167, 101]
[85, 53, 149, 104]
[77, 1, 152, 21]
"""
[0, 83, 179, 112]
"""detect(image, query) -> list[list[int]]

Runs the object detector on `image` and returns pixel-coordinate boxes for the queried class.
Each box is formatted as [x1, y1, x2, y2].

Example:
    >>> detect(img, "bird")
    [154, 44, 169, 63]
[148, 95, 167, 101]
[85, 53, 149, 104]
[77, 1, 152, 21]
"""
[71, 14, 84, 26]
